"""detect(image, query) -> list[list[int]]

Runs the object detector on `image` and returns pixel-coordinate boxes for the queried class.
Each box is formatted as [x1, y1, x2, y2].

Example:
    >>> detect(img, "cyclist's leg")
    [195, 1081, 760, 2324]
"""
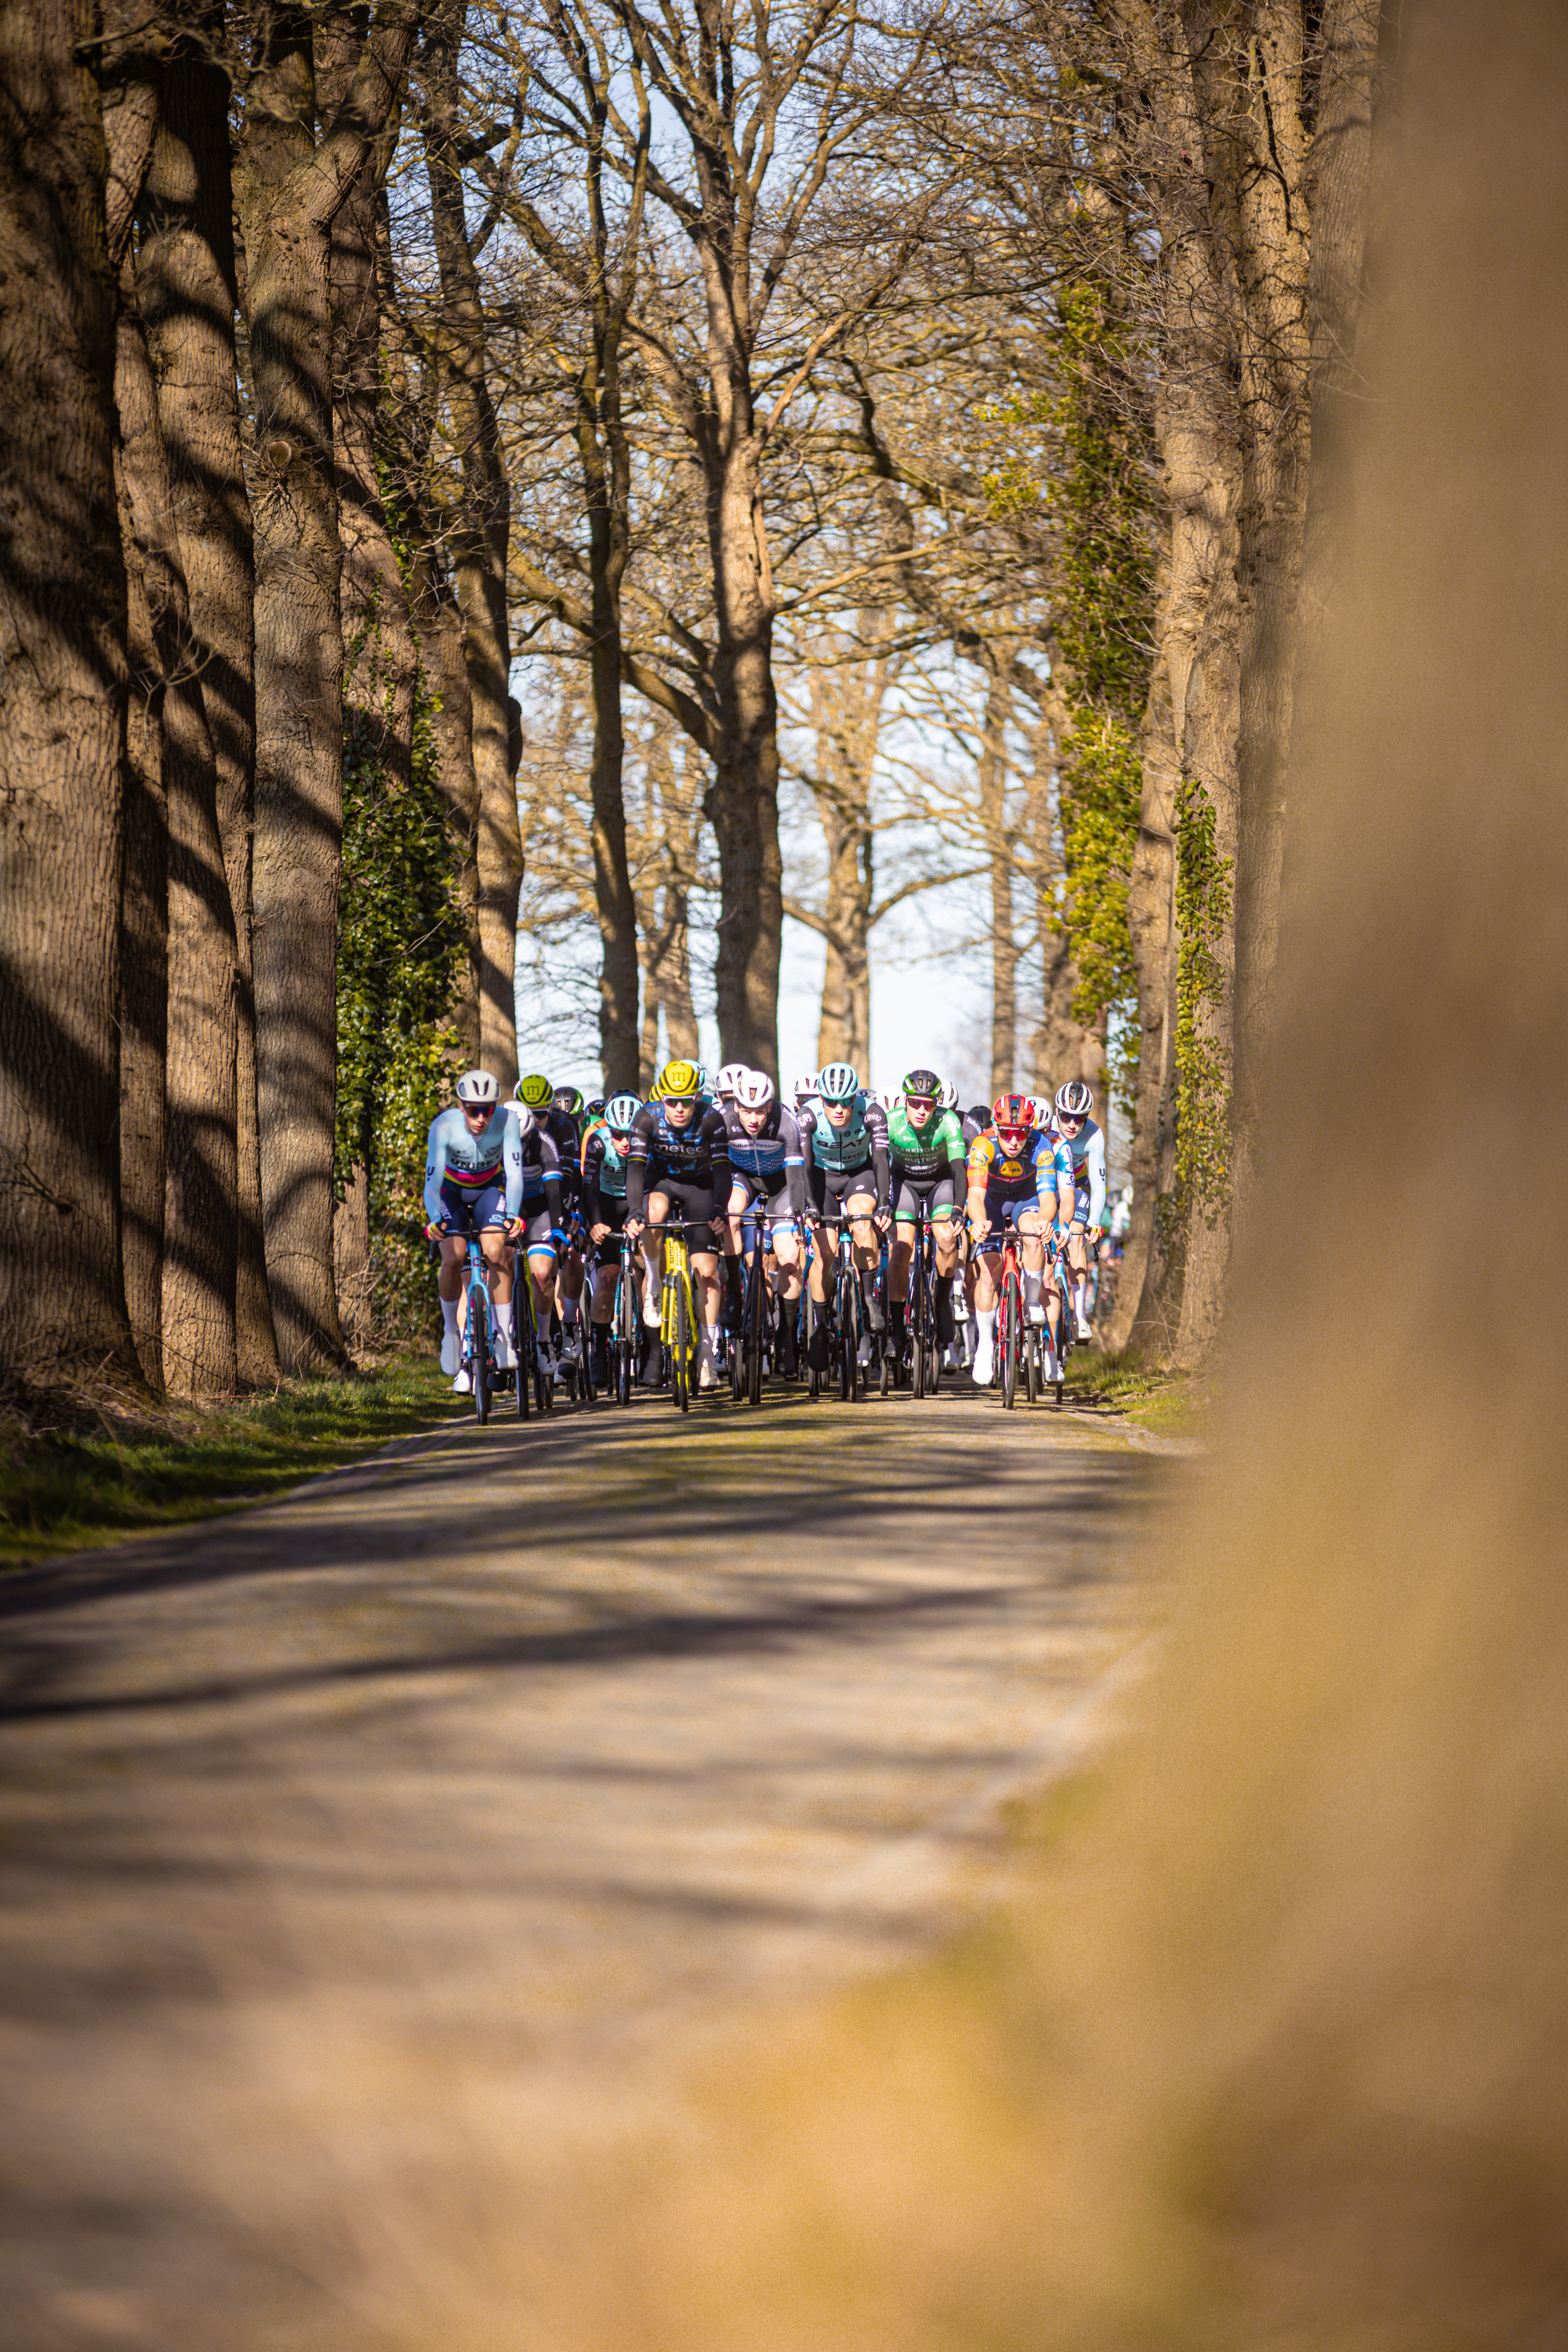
[931, 1175, 960, 1341]
[805, 1161, 833, 1308]
[970, 1196, 1004, 1377]
[641, 1189, 672, 1326]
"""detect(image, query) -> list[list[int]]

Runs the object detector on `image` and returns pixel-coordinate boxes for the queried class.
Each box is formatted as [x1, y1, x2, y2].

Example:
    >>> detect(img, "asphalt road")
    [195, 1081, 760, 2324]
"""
[0, 1384, 1157, 2350]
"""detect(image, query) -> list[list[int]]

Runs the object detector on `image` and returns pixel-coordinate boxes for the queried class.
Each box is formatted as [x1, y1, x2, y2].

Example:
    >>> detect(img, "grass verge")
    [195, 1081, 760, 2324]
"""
[0, 1356, 454, 1569]
[1063, 1346, 1210, 1438]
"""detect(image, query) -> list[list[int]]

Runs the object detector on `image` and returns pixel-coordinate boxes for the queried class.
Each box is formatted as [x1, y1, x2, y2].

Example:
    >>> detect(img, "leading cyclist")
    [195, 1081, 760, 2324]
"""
[423, 1071, 546, 1392]
[623, 1058, 731, 1391]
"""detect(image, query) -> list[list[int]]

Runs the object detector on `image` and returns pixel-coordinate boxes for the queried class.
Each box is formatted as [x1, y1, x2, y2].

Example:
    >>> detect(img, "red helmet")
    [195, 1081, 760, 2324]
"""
[993, 1093, 1034, 1132]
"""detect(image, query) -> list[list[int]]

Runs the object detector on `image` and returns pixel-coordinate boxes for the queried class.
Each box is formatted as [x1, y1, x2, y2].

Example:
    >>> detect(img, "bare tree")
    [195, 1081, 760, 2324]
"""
[0, 0, 141, 1396]
[234, 2, 414, 1372]
[419, 0, 524, 1091]
[142, 18, 280, 1386]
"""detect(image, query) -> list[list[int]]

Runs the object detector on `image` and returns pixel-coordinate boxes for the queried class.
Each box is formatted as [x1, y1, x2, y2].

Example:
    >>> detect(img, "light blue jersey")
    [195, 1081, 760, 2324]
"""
[422, 1104, 526, 1225]
[1051, 1116, 1107, 1226]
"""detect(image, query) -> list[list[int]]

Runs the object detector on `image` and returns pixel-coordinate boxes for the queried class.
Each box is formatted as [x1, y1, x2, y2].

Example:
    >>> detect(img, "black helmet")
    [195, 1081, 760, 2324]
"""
[902, 1066, 942, 1102]
[553, 1083, 586, 1119]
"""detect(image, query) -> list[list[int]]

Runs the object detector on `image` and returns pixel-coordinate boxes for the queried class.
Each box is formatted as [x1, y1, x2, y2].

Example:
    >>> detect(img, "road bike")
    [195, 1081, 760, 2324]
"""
[659, 1220, 701, 1412]
[434, 1206, 501, 1425]
[512, 1254, 554, 1415]
[733, 1200, 770, 1406]
[811, 1207, 872, 1403]
[903, 1192, 944, 1399]
[610, 1232, 640, 1406]
[993, 1207, 1038, 1410]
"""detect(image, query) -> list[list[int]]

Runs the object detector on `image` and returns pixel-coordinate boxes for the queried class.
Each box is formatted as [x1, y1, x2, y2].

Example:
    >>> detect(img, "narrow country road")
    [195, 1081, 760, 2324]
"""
[0, 1390, 1158, 2350]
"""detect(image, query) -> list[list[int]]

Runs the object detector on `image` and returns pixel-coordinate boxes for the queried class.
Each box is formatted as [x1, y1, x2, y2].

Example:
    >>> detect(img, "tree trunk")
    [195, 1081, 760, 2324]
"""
[1105, 0, 1240, 1360]
[142, 26, 278, 1386]
[978, 667, 1018, 1100]
[321, 27, 414, 802]
[421, 0, 522, 1092]
[1283, 0, 1381, 967]
[102, 43, 166, 1393]
[1035, 929, 1108, 1108]
[0, 1, 141, 1397]
[234, 5, 412, 1370]
[409, 539, 481, 1061]
[116, 61, 241, 1400]
[815, 792, 873, 1073]
[1228, 0, 1314, 1237]
[706, 430, 784, 1080]
[582, 404, 641, 1094]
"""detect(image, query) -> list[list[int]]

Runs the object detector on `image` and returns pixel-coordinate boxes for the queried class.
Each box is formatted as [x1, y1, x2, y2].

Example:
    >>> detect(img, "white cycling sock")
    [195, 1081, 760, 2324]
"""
[975, 1306, 997, 1347]
[440, 1296, 459, 1338]
[1074, 1278, 1089, 1319]
[1023, 1269, 1042, 1308]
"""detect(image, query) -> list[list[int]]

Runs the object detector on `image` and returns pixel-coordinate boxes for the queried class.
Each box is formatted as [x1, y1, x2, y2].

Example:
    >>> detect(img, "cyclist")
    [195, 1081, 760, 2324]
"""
[515, 1073, 579, 1372]
[1051, 1080, 1109, 1341]
[1108, 1183, 1133, 1258]
[723, 1069, 811, 1374]
[885, 1067, 967, 1356]
[804, 1061, 891, 1369]
[965, 1094, 1075, 1385]
[583, 1091, 641, 1387]
[715, 1062, 750, 1105]
[624, 1058, 731, 1390]
[423, 1071, 540, 1392]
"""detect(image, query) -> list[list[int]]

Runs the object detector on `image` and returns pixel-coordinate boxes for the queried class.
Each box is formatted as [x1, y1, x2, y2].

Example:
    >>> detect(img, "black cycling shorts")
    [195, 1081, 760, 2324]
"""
[808, 1160, 880, 1218]
[729, 1167, 800, 1233]
[644, 1171, 722, 1247]
[589, 1198, 626, 1265]
[891, 1167, 959, 1223]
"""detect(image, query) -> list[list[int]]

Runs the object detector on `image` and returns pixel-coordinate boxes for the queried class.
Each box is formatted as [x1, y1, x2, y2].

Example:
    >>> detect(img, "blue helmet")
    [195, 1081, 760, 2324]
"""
[816, 1061, 860, 1103]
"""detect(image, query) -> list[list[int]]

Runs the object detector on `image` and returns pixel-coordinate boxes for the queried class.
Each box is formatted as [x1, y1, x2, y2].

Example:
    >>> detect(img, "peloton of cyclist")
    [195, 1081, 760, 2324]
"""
[885, 1067, 967, 1353]
[804, 1062, 891, 1369]
[965, 1093, 1076, 1386]
[722, 1069, 811, 1374]
[623, 1059, 731, 1390]
[424, 1071, 557, 1392]
[1050, 1080, 1108, 1342]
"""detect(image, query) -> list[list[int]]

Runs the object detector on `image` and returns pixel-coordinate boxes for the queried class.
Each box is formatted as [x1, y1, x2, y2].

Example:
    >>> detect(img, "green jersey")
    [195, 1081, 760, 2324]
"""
[887, 1105, 966, 1178]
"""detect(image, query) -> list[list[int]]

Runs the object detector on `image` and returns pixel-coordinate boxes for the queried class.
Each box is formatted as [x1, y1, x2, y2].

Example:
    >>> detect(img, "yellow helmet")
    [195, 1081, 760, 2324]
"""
[659, 1058, 700, 1101]
[516, 1072, 554, 1110]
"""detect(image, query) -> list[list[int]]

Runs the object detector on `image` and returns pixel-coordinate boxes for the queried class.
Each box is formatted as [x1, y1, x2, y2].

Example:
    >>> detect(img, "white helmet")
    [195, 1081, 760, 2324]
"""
[716, 1061, 750, 1101]
[734, 1069, 776, 1110]
[1055, 1080, 1094, 1119]
[791, 1070, 818, 1102]
[456, 1069, 499, 1105]
[938, 1080, 958, 1111]
[513, 1102, 537, 1139]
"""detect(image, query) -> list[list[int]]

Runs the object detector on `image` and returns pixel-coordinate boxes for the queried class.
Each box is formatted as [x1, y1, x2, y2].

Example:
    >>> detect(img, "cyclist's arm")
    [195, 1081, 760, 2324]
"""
[1053, 1142, 1076, 1236]
[582, 1131, 608, 1231]
[1084, 1123, 1108, 1227]
[502, 1108, 526, 1223]
[862, 1099, 891, 1209]
[624, 1107, 654, 1218]
[942, 1111, 967, 1170]
[422, 1115, 451, 1227]
[701, 1106, 731, 1217]
[782, 1109, 808, 1221]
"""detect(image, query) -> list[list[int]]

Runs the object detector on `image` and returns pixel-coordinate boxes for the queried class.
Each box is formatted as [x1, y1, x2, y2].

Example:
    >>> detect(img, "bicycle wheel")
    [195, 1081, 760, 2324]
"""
[673, 1265, 690, 1413]
[746, 1247, 764, 1406]
[470, 1287, 492, 1425]
[617, 1263, 636, 1404]
[521, 1289, 540, 1411]
[804, 1291, 822, 1400]
[1001, 1265, 1020, 1410]
[837, 1262, 855, 1401]
[1024, 1283, 1039, 1405]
